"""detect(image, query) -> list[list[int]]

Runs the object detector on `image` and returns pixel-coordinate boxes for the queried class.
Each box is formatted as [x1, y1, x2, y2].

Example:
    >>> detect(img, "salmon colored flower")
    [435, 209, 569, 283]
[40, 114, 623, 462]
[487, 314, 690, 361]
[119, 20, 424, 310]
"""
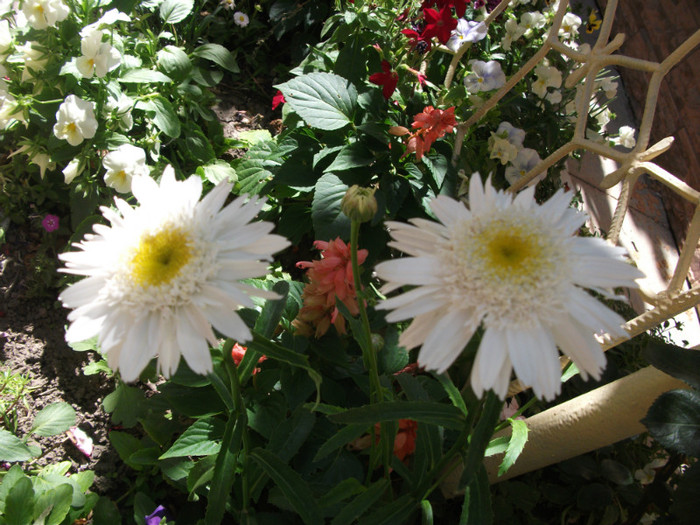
[231, 342, 266, 374]
[293, 238, 368, 338]
[369, 60, 399, 100]
[351, 419, 418, 463]
[403, 106, 456, 160]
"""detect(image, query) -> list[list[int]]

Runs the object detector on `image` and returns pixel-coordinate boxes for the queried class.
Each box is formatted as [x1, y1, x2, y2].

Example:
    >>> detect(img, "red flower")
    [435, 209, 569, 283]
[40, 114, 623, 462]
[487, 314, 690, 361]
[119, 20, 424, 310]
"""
[421, 7, 457, 45]
[421, 0, 469, 18]
[293, 238, 368, 338]
[401, 28, 432, 52]
[271, 90, 286, 110]
[231, 343, 266, 374]
[369, 60, 399, 100]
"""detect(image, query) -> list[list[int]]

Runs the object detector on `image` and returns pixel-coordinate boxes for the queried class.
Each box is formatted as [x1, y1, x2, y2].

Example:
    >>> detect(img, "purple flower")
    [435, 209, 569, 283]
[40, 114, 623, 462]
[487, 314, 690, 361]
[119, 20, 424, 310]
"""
[42, 214, 59, 233]
[446, 20, 487, 52]
[145, 505, 168, 525]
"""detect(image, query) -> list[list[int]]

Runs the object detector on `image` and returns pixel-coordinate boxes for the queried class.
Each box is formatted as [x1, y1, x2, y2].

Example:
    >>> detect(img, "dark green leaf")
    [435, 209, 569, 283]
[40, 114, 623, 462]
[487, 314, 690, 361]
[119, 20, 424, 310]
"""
[276, 72, 357, 131]
[4, 477, 34, 525]
[325, 143, 374, 172]
[205, 413, 245, 524]
[642, 389, 700, 456]
[434, 373, 468, 416]
[670, 461, 700, 523]
[108, 431, 142, 468]
[329, 401, 465, 429]
[331, 479, 389, 525]
[460, 465, 492, 525]
[160, 418, 225, 459]
[250, 448, 323, 525]
[159, 382, 227, 418]
[363, 494, 416, 525]
[157, 45, 191, 79]
[577, 483, 613, 510]
[312, 173, 351, 241]
[192, 43, 239, 73]
[600, 458, 633, 485]
[0, 429, 34, 462]
[136, 96, 181, 138]
[314, 424, 367, 462]
[30, 402, 76, 437]
[35, 483, 73, 525]
[644, 340, 700, 390]
[91, 496, 121, 525]
[318, 477, 365, 510]
[187, 454, 217, 495]
[459, 392, 502, 489]
[102, 383, 146, 427]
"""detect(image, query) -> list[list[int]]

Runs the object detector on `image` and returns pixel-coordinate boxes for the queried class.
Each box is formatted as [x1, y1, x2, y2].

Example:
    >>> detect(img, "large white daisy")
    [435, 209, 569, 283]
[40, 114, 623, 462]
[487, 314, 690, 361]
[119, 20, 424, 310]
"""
[59, 167, 289, 382]
[375, 174, 644, 401]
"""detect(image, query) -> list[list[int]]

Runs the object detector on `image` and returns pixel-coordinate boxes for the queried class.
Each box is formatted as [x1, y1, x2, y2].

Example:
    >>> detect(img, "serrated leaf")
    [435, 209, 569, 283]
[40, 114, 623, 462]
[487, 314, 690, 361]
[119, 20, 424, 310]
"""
[136, 96, 181, 138]
[102, 383, 146, 427]
[498, 418, 528, 476]
[119, 68, 172, 83]
[276, 72, 357, 131]
[312, 173, 350, 241]
[329, 401, 465, 430]
[642, 389, 700, 456]
[250, 448, 323, 525]
[0, 429, 34, 462]
[159, 418, 225, 459]
[30, 402, 76, 437]
[192, 43, 239, 73]
[197, 160, 237, 185]
[234, 141, 283, 194]
[159, 0, 193, 24]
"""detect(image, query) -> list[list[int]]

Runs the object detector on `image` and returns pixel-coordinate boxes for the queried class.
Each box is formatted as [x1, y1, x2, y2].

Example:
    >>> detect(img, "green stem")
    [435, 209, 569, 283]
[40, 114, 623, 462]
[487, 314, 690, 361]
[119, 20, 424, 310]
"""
[226, 343, 250, 512]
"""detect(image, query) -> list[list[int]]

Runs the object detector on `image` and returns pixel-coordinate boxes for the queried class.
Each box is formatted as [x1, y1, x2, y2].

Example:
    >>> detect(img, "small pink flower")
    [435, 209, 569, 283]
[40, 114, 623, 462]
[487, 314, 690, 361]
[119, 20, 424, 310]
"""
[42, 214, 59, 232]
[272, 90, 286, 110]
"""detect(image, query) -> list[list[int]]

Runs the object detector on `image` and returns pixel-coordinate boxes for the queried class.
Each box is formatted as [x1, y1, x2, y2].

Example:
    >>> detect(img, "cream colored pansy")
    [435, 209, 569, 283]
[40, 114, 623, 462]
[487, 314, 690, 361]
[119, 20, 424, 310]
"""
[375, 174, 643, 400]
[102, 144, 149, 193]
[53, 95, 98, 146]
[76, 28, 121, 79]
[18, 41, 48, 82]
[532, 64, 562, 99]
[22, 0, 69, 30]
[614, 125, 636, 149]
[58, 167, 290, 382]
[559, 12, 581, 41]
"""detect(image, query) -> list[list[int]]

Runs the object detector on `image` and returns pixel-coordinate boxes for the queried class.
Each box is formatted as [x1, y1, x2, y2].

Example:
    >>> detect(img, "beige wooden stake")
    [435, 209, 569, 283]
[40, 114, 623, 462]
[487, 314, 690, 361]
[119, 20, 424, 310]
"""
[441, 366, 689, 497]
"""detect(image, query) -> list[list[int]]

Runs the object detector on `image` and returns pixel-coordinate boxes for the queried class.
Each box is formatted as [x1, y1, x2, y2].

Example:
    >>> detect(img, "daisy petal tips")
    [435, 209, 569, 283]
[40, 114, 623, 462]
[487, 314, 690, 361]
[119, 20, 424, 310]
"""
[58, 167, 290, 382]
[375, 174, 644, 401]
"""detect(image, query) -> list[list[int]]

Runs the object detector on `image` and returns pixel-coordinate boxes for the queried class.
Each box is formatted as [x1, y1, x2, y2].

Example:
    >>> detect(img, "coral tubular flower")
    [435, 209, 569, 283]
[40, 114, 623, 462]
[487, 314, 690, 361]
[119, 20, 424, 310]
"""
[369, 60, 399, 100]
[404, 106, 456, 160]
[294, 238, 368, 338]
[375, 175, 644, 401]
[231, 342, 266, 374]
[58, 167, 290, 382]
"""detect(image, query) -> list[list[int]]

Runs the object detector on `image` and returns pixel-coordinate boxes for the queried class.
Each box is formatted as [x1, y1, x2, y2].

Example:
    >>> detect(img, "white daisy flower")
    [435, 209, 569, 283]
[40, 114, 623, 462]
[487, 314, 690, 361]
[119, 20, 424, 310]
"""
[375, 175, 644, 401]
[58, 167, 290, 382]
[233, 11, 249, 27]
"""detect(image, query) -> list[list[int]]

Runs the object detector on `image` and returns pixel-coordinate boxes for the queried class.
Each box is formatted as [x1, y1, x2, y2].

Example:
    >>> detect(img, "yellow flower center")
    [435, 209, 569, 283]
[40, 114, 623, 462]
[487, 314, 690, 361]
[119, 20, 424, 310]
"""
[484, 231, 536, 275]
[64, 122, 77, 135]
[129, 228, 193, 287]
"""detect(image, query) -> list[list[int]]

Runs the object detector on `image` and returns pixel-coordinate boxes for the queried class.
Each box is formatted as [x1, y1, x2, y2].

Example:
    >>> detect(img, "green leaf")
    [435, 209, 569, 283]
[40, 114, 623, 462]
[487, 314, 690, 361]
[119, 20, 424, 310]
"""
[0, 465, 27, 510]
[331, 479, 389, 525]
[0, 429, 35, 462]
[484, 435, 509, 457]
[314, 424, 366, 462]
[68, 336, 98, 352]
[159, 0, 194, 24]
[363, 494, 416, 525]
[276, 72, 357, 131]
[644, 340, 700, 390]
[498, 418, 528, 476]
[250, 449, 323, 525]
[671, 461, 700, 521]
[312, 173, 351, 241]
[459, 392, 503, 489]
[434, 373, 468, 416]
[192, 43, 239, 73]
[329, 401, 465, 430]
[325, 143, 374, 172]
[91, 496, 121, 525]
[4, 476, 34, 525]
[183, 128, 216, 163]
[197, 160, 237, 185]
[30, 402, 76, 437]
[34, 484, 73, 525]
[420, 499, 433, 525]
[642, 389, 700, 456]
[157, 45, 191, 79]
[159, 382, 226, 418]
[187, 455, 217, 495]
[119, 68, 172, 83]
[160, 418, 225, 459]
[234, 141, 283, 195]
[318, 477, 365, 509]
[204, 413, 245, 524]
[102, 383, 146, 427]
[136, 96, 181, 138]
[108, 431, 142, 468]
[460, 465, 492, 525]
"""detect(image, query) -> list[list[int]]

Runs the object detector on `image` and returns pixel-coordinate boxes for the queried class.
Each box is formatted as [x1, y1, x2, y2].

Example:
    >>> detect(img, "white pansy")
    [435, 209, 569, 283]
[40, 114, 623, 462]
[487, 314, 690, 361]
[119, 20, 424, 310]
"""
[105, 92, 134, 131]
[546, 89, 562, 104]
[22, 0, 69, 30]
[532, 64, 562, 98]
[80, 8, 131, 36]
[233, 11, 249, 27]
[519, 11, 546, 37]
[18, 41, 48, 82]
[489, 133, 518, 165]
[559, 12, 581, 40]
[599, 77, 618, 99]
[76, 28, 121, 79]
[62, 158, 82, 184]
[505, 148, 544, 186]
[613, 125, 636, 149]
[0, 19, 11, 54]
[464, 60, 506, 93]
[594, 107, 612, 130]
[58, 167, 290, 382]
[0, 92, 24, 128]
[53, 95, 98, 146]
[103, 144, 149, 193]
[446, 19, 487, 52]
[501, 18, 525, 51]
[375, 175, 643, 400]
[496, 121, 526, 149]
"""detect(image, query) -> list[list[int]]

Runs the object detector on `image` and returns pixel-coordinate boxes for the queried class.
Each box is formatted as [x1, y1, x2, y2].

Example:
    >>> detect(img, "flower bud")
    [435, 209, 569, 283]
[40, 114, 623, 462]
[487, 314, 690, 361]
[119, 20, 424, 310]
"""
[341, 185, 378, 223]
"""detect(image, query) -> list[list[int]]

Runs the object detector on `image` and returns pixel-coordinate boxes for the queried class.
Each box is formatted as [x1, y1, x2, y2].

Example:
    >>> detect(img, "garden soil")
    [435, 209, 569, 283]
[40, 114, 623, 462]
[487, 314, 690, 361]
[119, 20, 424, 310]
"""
[0, 87, 276, 499]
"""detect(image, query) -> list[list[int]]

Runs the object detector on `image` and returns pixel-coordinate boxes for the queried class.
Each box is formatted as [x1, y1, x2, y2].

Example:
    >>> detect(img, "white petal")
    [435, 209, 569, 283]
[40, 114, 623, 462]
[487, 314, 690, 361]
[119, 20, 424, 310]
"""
[118, 315, 157, 382]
